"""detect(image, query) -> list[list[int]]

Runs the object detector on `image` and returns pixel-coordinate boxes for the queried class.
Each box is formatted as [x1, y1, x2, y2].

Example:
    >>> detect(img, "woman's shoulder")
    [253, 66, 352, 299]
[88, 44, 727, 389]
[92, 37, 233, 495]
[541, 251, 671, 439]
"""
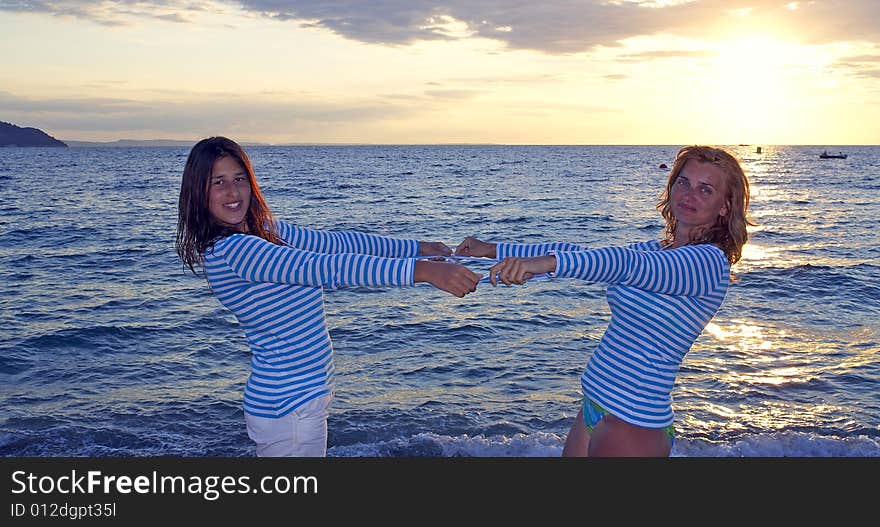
[681, 243, 731, 267]
[651, 240, 729, 264]
[695, 242, 727, 257]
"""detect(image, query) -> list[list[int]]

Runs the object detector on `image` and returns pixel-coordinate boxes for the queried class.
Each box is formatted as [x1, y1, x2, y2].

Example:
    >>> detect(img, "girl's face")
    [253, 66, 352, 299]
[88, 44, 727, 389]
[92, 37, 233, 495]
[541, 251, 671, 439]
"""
[208, 155, 251, 230]
[670, 159, 729, 231]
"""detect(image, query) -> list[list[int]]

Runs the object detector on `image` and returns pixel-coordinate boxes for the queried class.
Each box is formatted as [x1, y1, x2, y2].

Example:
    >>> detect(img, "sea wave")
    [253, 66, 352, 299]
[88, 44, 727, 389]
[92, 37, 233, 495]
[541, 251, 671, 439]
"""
[333, 431, 880, 457]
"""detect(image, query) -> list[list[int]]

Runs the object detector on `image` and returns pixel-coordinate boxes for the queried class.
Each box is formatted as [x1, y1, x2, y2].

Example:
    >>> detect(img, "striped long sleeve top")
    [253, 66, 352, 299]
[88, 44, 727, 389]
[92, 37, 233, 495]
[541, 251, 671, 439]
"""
[204, 221, 419, 418]
[498, 240, 730, 428]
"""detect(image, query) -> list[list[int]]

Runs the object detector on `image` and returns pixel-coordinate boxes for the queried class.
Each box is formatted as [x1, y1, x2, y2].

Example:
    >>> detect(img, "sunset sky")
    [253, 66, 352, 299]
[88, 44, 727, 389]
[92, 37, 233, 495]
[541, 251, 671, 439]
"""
[2, 1, 878, 145]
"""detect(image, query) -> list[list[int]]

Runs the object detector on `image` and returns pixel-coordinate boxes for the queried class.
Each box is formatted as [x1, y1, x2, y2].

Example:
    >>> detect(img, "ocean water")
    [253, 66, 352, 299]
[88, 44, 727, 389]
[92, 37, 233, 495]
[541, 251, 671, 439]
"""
[1, 144, 877, 457]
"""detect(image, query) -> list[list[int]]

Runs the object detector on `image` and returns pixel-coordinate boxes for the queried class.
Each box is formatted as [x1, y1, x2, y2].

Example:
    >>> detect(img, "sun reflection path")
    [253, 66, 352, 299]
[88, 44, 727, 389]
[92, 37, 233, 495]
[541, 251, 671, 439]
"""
[700, 319, 824, 391]
[735, 240, 855, 273]
[704, 320, 779, 352]
[738, 242, 786, 271]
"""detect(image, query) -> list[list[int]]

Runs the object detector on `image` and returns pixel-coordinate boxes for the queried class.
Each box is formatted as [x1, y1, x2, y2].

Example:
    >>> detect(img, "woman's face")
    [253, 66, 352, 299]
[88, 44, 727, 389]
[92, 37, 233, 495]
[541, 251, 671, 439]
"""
[208, 155, 251, 229]
[670, 159, 729, 231]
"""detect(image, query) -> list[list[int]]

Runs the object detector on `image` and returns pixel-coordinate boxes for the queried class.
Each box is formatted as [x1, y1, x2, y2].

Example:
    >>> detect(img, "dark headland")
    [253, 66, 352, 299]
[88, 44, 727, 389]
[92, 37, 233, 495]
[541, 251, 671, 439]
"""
[1, 121, 67, 147]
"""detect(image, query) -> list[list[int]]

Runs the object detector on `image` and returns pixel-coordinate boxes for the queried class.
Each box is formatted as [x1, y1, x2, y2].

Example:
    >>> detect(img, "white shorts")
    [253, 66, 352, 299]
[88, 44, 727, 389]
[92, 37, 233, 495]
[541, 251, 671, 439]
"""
[244, 393, 333, 457]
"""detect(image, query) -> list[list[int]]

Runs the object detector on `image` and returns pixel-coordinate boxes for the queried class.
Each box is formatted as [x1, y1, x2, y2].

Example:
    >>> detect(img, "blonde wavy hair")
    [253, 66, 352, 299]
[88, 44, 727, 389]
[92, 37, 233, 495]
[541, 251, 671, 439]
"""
[657, 145, 755, 265]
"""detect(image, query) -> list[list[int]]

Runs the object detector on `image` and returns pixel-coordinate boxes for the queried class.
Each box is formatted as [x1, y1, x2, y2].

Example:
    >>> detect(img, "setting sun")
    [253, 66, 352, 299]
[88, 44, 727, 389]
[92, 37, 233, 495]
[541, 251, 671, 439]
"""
[704, 35, 820, 143]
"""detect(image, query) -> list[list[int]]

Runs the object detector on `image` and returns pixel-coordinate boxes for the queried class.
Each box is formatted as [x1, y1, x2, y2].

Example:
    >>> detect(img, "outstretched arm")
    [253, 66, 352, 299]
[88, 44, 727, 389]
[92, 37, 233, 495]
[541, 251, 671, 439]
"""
[215, 234, 482, 296]
[487, 256, 556, 286]
[554, 244, 729, 297]
[455, 236, 586, 259]
[277, 221, 420, 257]
[414, 260, 483, 298]
[454, 236, 497, 258]
[213, 233, 414, 289]
[418, 241, 453, 257]
[486, 244, 729, 296]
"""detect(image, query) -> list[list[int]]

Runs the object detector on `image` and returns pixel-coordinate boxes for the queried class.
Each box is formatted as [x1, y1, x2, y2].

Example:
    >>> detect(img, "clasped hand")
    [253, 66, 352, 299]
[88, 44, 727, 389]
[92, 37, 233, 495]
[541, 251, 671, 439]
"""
[485, 256, 554, 287]
[416, 236, 556, 296]
[454, 236, 555, 288]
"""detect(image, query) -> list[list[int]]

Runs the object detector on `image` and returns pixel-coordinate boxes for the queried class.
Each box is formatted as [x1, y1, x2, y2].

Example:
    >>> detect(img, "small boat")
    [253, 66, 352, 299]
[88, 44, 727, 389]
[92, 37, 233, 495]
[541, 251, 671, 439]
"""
[819, 150, 847, 159]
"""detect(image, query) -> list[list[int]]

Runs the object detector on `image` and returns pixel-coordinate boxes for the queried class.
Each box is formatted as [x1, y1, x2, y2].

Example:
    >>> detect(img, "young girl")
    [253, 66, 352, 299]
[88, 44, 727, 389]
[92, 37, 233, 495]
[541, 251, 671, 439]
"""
[176, 136, 481, 457]
[456, 145, 753, 457]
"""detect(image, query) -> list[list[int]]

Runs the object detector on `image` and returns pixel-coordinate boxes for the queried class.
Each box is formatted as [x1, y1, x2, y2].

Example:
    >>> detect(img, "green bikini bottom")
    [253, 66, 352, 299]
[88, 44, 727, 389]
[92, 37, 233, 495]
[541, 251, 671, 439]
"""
[582, 397, 675, 445]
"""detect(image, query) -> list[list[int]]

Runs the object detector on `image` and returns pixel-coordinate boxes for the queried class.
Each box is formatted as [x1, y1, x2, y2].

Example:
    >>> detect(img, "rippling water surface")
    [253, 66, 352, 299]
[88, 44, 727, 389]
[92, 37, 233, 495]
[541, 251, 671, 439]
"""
[1, 144, 878, 457]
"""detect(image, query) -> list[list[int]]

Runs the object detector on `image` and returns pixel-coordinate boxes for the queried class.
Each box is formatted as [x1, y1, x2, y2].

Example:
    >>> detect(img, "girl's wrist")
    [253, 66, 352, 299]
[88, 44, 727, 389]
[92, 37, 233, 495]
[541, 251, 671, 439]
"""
[533, 255, 556, 274]
[413, 260, 429, 282]
[487, 243, 497, 259]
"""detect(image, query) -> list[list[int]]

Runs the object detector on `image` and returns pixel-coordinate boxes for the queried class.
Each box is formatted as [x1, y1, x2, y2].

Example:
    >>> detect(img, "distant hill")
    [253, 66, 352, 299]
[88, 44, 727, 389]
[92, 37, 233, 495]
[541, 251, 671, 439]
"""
[0, 121, 67, 147]
[65, 139, 271, 147]
[64, 139, 197, 147]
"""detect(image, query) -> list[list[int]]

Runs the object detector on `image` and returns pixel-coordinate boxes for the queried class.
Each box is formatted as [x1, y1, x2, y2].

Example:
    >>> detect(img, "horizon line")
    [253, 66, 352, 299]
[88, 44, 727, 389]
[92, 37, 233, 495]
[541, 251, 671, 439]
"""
[58, 140, 878, 147]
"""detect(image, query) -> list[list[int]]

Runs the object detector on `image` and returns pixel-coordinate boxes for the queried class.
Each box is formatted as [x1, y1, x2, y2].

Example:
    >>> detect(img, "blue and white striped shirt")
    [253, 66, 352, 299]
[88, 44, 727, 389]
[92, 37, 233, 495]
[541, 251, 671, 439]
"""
[204, 221, 419, 418]
[498, 240, 730, 428]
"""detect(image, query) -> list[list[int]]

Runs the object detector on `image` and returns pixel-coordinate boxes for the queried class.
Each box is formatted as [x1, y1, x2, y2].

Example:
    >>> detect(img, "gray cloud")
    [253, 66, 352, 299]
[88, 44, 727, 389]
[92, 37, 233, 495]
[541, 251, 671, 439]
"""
[0, 0, 201, 25]
[239, 0, 668, 52]
[0, 90, 413, 137]
[3, 1, 879, 54]
[619, 50, 715, 61]
[423, 89, 483, 100]
[195, 1, 880, 52]
[838, 54, 880, 63]
[256, 1, 880, 53]
[0, 91, 147, 114]
[831, 53, 880, 80]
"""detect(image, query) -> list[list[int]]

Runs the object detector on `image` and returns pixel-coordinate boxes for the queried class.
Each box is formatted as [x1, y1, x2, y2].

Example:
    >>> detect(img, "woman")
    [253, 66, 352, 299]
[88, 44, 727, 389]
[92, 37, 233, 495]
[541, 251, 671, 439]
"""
[176, 136, 481, 456]
[455, 145, 753, 456]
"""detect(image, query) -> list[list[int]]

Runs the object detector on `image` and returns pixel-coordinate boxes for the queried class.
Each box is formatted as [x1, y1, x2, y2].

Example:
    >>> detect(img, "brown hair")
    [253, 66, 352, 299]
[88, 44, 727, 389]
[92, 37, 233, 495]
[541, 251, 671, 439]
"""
[175, 136, 282, 274]
[657, 145, 755, 264]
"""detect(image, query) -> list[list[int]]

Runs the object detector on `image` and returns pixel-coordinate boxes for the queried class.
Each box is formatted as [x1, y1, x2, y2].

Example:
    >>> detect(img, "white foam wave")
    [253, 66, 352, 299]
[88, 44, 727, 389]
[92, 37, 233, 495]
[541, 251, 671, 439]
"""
[328, 431, 880, 457]
[329, 432, 564, 457]
[675, 432, 880, 457]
